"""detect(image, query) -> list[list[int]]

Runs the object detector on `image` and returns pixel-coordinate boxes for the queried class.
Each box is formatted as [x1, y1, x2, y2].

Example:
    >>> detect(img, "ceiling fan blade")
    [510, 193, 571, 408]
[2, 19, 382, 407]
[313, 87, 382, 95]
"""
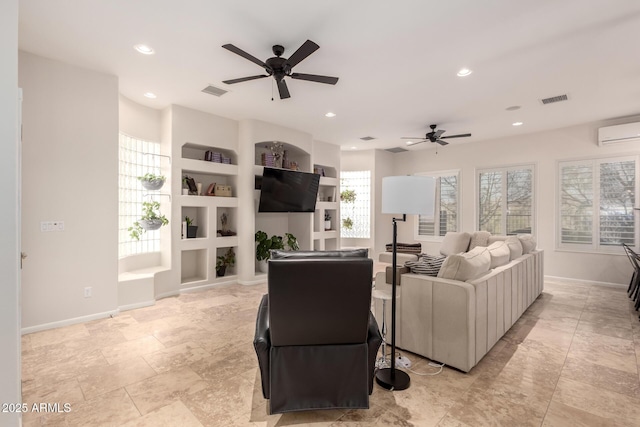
[401, 137, 424, 139]
[222, 75, 269, 84]
[285, 40, 319, 68]
[405, 139, 427, 146]
[290, 73, 339, 85]
[436, 139, 449, 146]
[277, 79, 291, 99]
[222, 44, 268, 69]
[441, 133, 472, 139]
[434, 129, 445, 138]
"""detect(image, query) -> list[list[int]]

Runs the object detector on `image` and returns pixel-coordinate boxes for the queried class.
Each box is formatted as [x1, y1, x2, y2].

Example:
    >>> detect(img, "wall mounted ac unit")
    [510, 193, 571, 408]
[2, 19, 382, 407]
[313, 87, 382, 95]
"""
[598, 122, 640, 146]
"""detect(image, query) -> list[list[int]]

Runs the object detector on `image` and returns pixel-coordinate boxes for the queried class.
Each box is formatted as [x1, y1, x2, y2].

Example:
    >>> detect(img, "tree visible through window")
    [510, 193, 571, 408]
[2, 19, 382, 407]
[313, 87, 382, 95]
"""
[559, 157, 636, 250]
[417, 172, 459, 238]
[478, 166, 534, 235]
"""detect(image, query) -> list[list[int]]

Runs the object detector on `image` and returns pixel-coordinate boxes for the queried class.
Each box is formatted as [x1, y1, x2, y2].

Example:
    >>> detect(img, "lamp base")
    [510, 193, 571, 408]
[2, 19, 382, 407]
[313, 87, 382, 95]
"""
[375, 368, 410, 391]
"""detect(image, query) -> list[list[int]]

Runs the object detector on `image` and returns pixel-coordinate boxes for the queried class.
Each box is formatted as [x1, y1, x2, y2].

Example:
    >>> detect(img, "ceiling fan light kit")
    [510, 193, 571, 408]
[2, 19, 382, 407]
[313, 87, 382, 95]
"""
[221, 40, 339, 99]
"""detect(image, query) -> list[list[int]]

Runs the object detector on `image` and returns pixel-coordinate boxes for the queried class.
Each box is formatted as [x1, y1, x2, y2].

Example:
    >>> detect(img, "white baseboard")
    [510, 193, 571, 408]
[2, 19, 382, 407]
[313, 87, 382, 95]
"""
[154, 290, 180, 300]
[21, 309, 119, 335]
[238, 277, 267, 286]
[544, 275, 626, 289]
[118, 300, 155, 312]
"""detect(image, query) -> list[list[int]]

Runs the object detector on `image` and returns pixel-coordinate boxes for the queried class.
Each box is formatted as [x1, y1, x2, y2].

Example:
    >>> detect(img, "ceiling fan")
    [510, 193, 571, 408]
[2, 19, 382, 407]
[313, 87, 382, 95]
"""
[221, 40, 339, 99]
[403, 124, 472, 146]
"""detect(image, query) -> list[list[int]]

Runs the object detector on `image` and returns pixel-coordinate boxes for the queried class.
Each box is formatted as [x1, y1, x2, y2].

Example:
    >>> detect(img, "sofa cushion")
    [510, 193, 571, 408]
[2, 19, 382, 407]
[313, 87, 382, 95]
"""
[505, 236, 523, 259]
[405, 255, 446, 277]
[469, 231, 491, 250]
[385, 242, 422, 254]
[437, 246, 491, 281]
[518, 234, 537, 254]
[440, 232, 472, 256]
[270, 249, 368, 259]
[487, 241, 511, 268]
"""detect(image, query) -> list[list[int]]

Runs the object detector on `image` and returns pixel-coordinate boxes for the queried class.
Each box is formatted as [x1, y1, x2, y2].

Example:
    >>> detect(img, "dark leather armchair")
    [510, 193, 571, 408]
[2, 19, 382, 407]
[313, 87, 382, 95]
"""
[253, 249, 382, 414]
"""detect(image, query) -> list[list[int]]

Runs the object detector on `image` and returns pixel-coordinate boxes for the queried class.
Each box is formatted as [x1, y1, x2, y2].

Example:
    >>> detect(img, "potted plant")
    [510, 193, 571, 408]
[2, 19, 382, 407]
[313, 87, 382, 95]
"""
[340, 188, 357, 230]
[128, 201, 169, 240]
[184, 216, 198, 238]
[216, 247, 235, 277]
[138, 173, 166, 191]
[255, 231, 298, 272]
[324, 212, 332, 230]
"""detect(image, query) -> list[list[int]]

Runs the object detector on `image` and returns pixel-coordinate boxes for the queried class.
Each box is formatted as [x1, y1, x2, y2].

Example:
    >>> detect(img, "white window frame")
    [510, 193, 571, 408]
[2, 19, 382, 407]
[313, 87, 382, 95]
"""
[414, 169, 461, 242]
[557, 155, 638, 253]
[476, 164, 536, 236]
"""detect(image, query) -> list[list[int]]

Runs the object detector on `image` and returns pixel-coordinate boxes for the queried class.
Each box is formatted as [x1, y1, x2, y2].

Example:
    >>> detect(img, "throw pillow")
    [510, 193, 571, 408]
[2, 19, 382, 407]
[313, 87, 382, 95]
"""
[440, 232, 472, 256]
[517, 234, 537, 254]
[505, 236, 523, 259]
[437, 246, 491, 281]
[404, 254, 446, 276]
[469, 231, 491, 250]
[487, 241, 510, 268]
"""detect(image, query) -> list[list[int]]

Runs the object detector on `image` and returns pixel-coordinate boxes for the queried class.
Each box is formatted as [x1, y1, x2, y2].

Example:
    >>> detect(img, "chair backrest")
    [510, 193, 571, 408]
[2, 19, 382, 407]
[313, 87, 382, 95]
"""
[267, 251, 373, 347]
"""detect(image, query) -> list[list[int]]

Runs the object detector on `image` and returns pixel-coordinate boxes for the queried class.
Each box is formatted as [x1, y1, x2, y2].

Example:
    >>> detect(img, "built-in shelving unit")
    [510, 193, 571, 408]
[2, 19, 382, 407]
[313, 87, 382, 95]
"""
[312, 164, 340, 251]
[177, 141, 239, 286]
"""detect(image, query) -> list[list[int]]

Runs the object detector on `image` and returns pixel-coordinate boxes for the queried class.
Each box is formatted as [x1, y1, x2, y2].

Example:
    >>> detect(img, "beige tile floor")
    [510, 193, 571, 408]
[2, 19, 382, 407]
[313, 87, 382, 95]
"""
[21, 278, 640, 426]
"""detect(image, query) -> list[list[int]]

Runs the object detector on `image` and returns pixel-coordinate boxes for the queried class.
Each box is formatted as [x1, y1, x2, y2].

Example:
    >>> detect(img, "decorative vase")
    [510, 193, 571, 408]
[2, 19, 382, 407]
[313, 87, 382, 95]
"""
[216, 266, 226, 277]
[186, 225, 198, 238]
[258, 259, 268, 273]
[182, 188, 189, 195]
[196, 182, 203, 196]
[325, 220, 331, 231]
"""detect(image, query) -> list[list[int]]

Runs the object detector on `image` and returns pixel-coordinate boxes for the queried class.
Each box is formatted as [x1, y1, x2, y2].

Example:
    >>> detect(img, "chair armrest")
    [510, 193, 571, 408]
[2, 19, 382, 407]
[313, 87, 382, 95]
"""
[253, 294, 271, 398]
[366, 311, 382, 394]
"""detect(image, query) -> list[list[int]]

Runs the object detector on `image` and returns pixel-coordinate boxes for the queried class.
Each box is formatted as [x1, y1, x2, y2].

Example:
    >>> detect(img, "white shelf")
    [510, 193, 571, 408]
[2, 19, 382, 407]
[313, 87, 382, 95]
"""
[181, 158, 238, 176]
[319, 176, 339, 186]
[179, 195, 238, 207]
[316, 201, 339, 209]
[181, 276, 208, 287]
[214, 236, 238, 246]
[313, 230, 339, 239]
[180, 238, 209, 250]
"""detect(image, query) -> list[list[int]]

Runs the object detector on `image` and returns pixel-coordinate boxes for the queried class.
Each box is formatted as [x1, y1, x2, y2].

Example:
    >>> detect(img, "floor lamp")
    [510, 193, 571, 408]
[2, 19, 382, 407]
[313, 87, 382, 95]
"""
[376, 175, 435, 391]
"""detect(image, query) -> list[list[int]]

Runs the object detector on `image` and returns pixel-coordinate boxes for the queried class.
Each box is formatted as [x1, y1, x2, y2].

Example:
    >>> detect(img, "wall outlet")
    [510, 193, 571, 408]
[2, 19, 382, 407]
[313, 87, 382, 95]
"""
[84, 287, 92, 298]
[40, 221, 65, 232]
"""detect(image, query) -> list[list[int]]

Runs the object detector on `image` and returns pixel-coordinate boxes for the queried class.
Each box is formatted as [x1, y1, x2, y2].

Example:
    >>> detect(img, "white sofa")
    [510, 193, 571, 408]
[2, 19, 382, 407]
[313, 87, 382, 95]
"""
[374, 232, 544, 372]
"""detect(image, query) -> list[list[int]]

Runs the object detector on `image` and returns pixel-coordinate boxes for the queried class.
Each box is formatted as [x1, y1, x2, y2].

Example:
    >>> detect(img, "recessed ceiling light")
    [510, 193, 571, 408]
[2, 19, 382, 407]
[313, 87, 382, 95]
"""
[134, 44, 154, 55]
[457, 68, 472, 77]
[512, 121, 523, 126]
[506, 106, 521, 111]
[325, 112, 336, 118]
[405, 140, 420, 146]
[143, 92, 157, 99]
[351, 146, 357, 150]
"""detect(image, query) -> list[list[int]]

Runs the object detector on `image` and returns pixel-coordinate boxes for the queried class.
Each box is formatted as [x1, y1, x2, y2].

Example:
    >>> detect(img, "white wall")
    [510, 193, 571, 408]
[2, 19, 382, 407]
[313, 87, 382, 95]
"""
[19, 52, 119, 329]
[0, 1, 21, 425]
[392, 118, 640, 285]
[119, 95, 161, 142]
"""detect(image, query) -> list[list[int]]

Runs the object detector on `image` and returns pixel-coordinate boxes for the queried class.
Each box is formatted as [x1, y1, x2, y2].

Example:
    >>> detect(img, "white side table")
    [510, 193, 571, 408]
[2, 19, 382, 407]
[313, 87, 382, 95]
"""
[372, 289, 393, 369]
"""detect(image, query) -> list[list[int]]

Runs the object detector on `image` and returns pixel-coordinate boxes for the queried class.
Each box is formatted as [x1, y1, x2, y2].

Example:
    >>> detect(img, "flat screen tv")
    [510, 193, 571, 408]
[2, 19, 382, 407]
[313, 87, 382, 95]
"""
[258, 167, 320, 213]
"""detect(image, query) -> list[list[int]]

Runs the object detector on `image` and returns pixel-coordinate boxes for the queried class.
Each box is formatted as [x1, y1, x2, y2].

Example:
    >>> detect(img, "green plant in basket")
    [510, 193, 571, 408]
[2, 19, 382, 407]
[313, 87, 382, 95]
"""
[128, 201, 168, 240]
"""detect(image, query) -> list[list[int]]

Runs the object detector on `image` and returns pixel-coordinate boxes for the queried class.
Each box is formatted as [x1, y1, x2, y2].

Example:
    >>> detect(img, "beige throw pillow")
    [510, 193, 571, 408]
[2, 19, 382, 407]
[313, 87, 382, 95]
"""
[505, 236, 523, 259]
[517, 234, 537, 254]
[469, 231, 491, 250]
[437, 246, 491, 281]
[439, 232, 472, 256]
[487, 240, 511, 268]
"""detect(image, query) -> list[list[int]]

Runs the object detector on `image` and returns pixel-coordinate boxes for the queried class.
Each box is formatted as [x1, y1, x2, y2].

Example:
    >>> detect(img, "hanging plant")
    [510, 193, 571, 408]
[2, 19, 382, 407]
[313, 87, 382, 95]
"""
[129, 201, 169, 240]
[342, 217, 353, 230]
[340, 189, 356, 203]
[138, 173, 166, 191]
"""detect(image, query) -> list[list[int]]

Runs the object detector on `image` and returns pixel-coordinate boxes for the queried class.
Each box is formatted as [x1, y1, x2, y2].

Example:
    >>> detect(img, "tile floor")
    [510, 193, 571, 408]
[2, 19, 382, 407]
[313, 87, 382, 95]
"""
[21, 278, 640, 426]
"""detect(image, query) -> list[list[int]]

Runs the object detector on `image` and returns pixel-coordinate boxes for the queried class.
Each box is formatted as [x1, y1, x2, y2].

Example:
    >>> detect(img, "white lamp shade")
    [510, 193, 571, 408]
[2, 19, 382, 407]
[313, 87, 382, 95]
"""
[382, 175, 436, 218]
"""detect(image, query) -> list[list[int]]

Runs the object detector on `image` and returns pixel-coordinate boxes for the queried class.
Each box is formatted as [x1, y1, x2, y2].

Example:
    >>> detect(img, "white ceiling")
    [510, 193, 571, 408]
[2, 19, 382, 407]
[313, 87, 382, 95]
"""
[17, 0, 640, 151]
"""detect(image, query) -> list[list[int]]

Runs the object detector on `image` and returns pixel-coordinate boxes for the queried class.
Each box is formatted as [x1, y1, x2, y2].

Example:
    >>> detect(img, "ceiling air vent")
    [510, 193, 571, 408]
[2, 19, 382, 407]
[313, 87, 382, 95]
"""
[360, 136, 376, 141]
[386, 147, 408, 153]
[202, 85, 228, 97]
[540, 94, 569, 105]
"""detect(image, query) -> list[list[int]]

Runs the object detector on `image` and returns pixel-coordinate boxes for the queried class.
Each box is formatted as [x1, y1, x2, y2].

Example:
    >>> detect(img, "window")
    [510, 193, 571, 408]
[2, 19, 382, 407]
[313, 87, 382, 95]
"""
[340, 170, 371, 238]
[478, 165, 534, 235]
[119, 133, 162, 257]
[559, 157, 636, 251]
[415, 171, 459, 240]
